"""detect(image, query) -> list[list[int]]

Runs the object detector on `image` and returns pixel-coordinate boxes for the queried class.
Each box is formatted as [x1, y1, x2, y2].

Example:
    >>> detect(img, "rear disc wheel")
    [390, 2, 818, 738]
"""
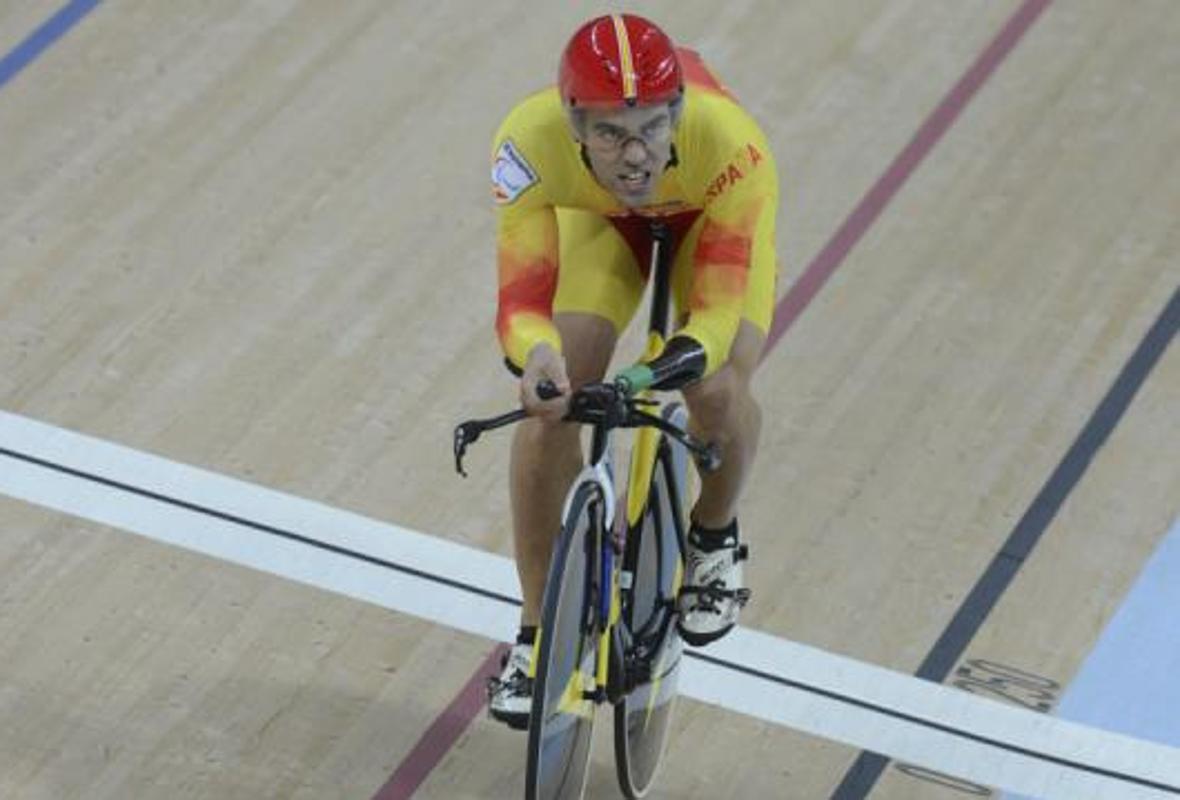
[614, 439, 686, 798]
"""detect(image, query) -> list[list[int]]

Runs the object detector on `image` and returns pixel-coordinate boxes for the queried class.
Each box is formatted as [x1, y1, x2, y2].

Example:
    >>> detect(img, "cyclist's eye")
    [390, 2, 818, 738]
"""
[596, 128, 623, 144]
[642, 119, 669, 139]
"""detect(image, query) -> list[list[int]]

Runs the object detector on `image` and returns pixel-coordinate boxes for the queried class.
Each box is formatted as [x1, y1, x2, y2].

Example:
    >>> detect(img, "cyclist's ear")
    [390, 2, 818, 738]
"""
[565, 107, 587, 142]
[667, 97, 684, 127]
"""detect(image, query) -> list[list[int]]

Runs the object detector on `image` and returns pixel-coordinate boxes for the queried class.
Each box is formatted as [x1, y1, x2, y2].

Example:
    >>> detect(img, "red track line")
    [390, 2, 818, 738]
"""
[370, 644, 508, 800]
[377, 1, 1051, 796]
[765, 0, 1053, 351]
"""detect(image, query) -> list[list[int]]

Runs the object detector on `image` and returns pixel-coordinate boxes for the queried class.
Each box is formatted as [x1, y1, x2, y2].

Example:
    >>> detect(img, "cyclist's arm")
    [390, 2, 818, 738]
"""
[491, 95, 571, 372]
[681, 168, 776, 375]
[675, 97, 779, 374]
[495, 202, 562, 371]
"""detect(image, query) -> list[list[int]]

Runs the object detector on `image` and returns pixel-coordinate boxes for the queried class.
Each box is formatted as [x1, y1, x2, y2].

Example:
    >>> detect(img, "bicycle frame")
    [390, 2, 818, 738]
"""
[542, 366, 685, 711]
[453, 219, 707, 709]
[625, 218, 677, 535]
[450, 219, 721, 798]
[558, 221, 682, 701]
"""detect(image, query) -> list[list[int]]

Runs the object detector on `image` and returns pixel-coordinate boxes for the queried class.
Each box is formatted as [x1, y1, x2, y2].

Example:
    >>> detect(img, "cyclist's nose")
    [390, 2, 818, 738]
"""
[620, 138, 649, 165]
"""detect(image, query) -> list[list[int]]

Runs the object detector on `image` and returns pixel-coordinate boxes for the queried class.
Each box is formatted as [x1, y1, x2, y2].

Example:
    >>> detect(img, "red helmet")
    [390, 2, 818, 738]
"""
[559, 14, 683, 108]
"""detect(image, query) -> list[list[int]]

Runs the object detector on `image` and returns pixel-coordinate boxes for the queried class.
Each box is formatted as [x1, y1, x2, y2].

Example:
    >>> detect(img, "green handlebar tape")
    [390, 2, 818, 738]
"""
[615, 364, 655, 395]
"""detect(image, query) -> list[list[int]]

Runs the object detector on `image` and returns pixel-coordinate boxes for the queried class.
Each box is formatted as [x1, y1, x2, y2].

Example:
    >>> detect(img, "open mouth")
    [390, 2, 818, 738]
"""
[618, 170, 651, 193]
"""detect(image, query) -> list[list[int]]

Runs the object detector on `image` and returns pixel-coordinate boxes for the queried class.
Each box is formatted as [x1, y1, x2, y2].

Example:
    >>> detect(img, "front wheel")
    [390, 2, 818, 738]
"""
[526, 482, 604, 800]
[614, 421, 688, 798]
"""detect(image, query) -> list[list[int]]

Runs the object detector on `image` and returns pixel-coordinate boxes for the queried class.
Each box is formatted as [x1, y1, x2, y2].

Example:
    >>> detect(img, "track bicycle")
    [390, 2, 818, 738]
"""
[454, 223, 722, 799]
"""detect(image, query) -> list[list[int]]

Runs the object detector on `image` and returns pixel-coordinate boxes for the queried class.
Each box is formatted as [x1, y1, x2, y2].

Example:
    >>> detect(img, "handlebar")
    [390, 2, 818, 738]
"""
[453, 379, 721, 478]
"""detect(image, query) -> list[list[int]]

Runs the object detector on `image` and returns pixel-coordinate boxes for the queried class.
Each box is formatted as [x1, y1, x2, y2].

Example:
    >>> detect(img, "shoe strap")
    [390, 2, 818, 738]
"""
[680, 584, 752, 602]
[688, 527, 739, 550]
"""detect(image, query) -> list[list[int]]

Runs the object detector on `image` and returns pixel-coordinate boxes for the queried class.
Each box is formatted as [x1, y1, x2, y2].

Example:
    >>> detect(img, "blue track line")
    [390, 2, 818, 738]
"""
[0, 0, 102, 91]
[1006, 516, 1180, 799]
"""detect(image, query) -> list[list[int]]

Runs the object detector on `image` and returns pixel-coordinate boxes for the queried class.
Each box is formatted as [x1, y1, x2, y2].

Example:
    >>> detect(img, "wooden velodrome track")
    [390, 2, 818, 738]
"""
[1, 1, 1177, 798]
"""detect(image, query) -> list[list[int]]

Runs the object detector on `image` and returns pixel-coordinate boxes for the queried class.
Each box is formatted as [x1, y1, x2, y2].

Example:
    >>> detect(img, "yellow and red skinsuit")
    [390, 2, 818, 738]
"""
[492, 49, 779, 375]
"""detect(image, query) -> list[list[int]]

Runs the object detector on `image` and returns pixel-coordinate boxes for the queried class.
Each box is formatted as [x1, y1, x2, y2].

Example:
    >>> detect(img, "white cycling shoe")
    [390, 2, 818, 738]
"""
[677, 522, 751, 646]
[487, 641, 533, 730]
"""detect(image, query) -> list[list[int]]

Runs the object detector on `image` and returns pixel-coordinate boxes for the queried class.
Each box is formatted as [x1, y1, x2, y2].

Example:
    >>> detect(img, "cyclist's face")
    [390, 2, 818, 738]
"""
[575, 103, 678, 207]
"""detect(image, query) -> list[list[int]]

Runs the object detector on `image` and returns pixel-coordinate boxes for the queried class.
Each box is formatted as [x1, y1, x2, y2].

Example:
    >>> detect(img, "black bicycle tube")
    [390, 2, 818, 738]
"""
[658, 438, 689, 558]
[589, 418, 610, 467]
[621, 494, 644, 630]
[647, 221, 673, 338]
[625, 439, 686, 645]
[595, 495, 613, 634]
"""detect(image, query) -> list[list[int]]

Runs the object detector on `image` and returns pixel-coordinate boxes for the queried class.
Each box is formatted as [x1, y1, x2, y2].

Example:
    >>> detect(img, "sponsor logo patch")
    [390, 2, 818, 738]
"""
[492, 139, 539, 205]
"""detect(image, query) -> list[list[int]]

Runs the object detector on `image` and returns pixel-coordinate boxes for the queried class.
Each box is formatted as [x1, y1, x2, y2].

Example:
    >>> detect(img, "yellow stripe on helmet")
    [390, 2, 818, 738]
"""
[611, 14, 638, 101]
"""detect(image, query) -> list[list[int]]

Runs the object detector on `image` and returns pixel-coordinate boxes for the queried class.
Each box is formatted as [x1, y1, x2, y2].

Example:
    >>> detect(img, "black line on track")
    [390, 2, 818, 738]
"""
[5, 0, 1170, 794]
[0, 446, 523, 609]
[833, 285, 1179, 798]
[2, 401, 1178, 794]
[686, 649, 1180, 794]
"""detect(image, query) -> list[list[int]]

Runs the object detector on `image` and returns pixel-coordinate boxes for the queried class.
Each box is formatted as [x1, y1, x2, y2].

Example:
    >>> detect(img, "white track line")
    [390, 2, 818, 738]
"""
[1, 409, 1178, 799]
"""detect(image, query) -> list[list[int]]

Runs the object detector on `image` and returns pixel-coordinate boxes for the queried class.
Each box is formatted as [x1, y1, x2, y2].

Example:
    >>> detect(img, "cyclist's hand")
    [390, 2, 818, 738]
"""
[521, 343, 570, 419]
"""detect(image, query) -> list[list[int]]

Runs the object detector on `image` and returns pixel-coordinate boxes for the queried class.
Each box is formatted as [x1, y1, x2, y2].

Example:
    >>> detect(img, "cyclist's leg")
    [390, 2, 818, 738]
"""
[681, 320, 765, 527]
[497, 314, 615, 730]
[671, 201, 777, 529]
[669, 202, 776, 643]
[510, 208, 645, 627]
[511, 313, 614, 628]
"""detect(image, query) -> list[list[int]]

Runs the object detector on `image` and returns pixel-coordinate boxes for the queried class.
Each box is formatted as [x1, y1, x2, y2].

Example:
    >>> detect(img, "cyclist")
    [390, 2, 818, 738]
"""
[488, 14, 780, 729]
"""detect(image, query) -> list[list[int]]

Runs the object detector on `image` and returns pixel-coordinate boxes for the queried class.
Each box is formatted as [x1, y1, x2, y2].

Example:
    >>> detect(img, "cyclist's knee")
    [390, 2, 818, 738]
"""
[683, 367, 749, 432]
[682, 322, 763, 431]
[513, 418, 580, 481]
[517, 414, 579, 447]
